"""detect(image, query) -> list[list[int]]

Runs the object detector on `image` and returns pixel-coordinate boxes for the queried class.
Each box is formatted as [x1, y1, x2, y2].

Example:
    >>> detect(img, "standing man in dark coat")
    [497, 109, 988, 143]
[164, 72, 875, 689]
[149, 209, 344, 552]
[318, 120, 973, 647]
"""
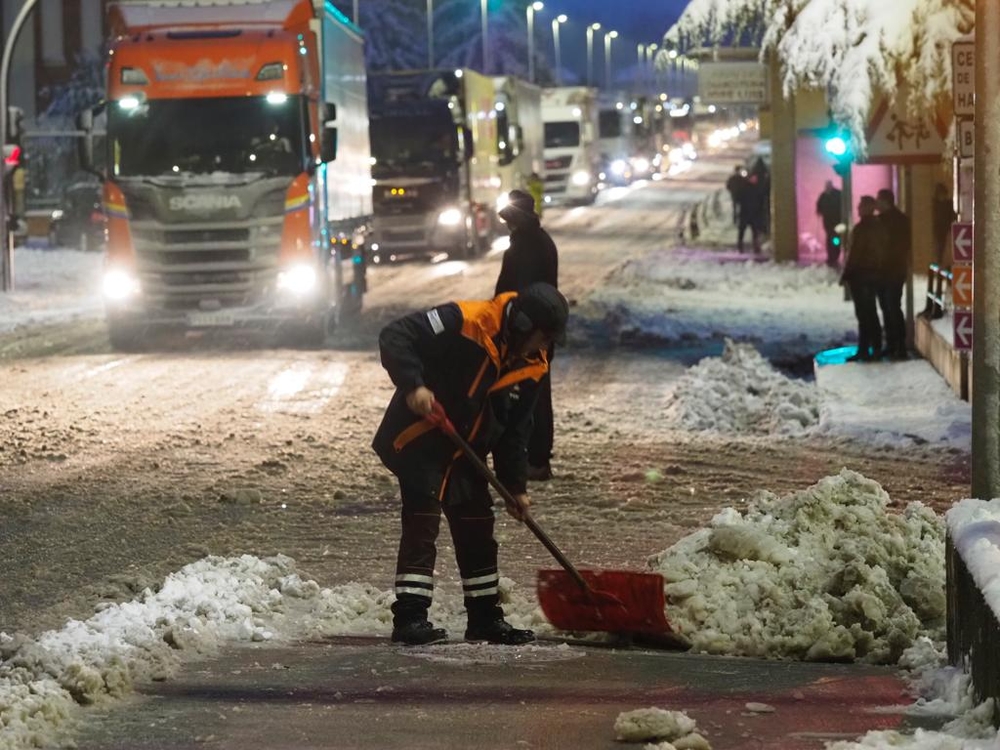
[842, 195, 888, 362]
[875, 188, 911, 360]
[495, 189, 559, 481]
[373, 282, 569, 646]
[816, 180, 843, 268]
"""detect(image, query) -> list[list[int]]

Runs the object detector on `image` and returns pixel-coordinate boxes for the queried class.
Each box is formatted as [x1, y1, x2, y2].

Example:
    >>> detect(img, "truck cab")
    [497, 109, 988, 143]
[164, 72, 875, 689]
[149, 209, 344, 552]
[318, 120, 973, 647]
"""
[541, 86, 600, 206]
[598, 96, 635, 186]
[368, 68, 500, 262]
[87, 0, 371, 349]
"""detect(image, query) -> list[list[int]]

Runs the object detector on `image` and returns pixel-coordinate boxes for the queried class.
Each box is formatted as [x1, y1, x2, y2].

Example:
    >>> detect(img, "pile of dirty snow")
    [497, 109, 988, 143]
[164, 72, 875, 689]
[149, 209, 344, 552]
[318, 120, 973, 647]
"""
[650, 470, 945, 663]
[614, 707, 710, 748]
[665, 339, 819, 435]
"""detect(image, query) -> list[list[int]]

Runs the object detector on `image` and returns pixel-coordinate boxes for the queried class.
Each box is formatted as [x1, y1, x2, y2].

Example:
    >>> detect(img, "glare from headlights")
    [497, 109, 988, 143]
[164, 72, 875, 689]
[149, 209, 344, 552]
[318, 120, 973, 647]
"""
[610, 159, 627, 175]
[438, 207, 463, 226]
[570, 170, 590, 186]
[51, 209, 64, 220]
[277, 264, 318, 296]
[102, 268, 141, 301]
[496, 192, 510, 212]
[632, 157, 650, 173]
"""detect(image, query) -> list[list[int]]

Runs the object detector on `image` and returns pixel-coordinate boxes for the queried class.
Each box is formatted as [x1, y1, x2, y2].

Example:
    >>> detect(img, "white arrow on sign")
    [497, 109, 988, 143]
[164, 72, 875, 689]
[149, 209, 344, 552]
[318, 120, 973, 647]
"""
[954, 271, 973, 299]
[954, 311, 973, 350]
[953, 223, 973, 263]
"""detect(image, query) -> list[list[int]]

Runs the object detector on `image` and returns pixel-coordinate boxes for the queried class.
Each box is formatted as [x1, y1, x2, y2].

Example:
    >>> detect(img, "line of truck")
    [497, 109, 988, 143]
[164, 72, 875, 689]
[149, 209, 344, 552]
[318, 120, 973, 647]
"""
[75, 0, 655, 350]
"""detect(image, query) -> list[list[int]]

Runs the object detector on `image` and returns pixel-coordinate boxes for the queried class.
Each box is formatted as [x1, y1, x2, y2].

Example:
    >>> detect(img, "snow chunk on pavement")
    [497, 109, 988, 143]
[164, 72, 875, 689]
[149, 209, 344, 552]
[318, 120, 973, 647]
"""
[665, 339, 819, 435]
[651, 470, 945, 663]
[614, 707, 702, 744]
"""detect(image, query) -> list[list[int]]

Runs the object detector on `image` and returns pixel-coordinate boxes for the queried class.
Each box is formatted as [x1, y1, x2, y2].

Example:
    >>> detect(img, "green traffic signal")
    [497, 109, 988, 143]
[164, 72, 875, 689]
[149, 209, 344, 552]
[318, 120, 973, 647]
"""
[824, 135, 849, 157]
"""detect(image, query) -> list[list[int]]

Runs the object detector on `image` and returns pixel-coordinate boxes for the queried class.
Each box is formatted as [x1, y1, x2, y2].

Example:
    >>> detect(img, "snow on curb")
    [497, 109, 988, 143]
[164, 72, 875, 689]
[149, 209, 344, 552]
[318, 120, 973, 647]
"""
[651, 470, 946, 664]
[665, 339, 819, 435]
[0, 554, 550, 749]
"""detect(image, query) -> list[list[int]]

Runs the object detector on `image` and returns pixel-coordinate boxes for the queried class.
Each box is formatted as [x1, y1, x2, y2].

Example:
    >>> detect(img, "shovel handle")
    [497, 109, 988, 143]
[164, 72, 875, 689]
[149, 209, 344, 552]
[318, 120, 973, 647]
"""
[426, 402, 592, 594]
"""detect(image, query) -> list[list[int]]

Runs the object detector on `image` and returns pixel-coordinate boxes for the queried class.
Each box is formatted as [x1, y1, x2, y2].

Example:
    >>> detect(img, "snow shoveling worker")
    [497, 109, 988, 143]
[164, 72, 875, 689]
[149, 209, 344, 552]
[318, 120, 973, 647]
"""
[373, 282, 569, 646]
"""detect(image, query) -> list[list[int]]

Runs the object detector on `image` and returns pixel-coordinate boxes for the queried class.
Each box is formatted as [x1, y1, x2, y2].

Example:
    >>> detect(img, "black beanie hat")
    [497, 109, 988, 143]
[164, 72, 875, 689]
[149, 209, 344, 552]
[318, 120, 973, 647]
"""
[509, 282, 568, 345]
[499, 189, 537, 222]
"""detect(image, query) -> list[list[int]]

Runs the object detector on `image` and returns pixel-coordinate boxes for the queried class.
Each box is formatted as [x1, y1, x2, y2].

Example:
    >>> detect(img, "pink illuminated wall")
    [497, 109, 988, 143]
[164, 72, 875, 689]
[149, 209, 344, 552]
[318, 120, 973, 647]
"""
[794, 136, 892, 264]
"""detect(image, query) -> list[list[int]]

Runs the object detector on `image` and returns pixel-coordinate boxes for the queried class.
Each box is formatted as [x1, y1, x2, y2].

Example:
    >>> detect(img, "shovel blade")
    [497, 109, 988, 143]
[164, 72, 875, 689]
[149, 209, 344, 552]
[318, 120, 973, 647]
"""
[537, 568, 677, 636]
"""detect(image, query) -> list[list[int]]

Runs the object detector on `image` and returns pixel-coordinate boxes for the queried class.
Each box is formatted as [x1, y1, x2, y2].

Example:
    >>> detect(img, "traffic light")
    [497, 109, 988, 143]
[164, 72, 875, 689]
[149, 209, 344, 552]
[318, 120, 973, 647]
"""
[823, 129, 853, 176]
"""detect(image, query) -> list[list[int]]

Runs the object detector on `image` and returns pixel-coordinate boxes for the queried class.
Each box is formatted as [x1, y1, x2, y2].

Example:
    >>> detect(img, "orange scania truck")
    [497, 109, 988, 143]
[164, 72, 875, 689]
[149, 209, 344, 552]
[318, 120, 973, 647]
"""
[81, 0, 372, 348]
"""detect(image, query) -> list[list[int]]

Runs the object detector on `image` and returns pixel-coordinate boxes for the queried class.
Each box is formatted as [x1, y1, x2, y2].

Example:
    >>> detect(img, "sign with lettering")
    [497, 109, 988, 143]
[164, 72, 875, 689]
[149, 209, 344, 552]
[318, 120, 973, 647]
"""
[957, 117, 974, 159]
[952, 222, 973, 263]
[952, 265, 973, 308]
[953, 309, 973, 351]
[697, 63, 769, 104]
[952, 40, 975, 118]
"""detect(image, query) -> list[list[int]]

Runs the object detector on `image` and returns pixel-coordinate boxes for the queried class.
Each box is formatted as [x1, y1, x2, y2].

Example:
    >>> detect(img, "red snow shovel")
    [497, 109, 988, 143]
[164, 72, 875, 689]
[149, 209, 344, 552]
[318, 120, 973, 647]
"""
[426, 402, 679, 639]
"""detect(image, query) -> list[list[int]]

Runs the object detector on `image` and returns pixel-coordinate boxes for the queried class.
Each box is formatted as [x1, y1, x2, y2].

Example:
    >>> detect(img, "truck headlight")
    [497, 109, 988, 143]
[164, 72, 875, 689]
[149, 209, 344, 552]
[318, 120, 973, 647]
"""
[277, 263, 318, 296]
[102, 268, 141, 301]
[438, 207, 463, 226]
[610, 159, 628, 176]
[632, 157, 650, 174]
[570, 170, 591, 186]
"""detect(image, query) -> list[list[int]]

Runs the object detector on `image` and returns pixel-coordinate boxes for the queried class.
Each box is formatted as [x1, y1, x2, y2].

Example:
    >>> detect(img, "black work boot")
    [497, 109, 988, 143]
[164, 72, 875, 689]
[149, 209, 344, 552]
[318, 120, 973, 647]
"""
[391, 620, 448, 646]
[465, 619, 535, 645]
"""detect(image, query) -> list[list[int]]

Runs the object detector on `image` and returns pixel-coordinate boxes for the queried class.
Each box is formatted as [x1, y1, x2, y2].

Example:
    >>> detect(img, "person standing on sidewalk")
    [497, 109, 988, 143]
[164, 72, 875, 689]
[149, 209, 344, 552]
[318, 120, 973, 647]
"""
[495, 189, 559, 481]
[373, 282, 568, 646]
[875, 188, 911, 360]
[816, 180, 843, 268]
[725, 165, 746, 226]
[842, 195, 888, 362]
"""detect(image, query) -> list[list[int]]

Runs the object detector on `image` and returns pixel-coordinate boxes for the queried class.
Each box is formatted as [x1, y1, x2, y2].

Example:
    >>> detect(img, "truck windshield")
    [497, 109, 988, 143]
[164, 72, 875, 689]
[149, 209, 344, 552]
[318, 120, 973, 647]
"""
[370, 114, 456, 176]
[109, 95, 306, 178]
[544, 121, 580, 148]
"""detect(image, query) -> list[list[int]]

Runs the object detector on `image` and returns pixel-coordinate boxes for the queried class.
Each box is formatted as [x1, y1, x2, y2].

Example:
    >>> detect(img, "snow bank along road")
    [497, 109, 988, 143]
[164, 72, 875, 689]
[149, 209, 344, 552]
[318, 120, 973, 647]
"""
[0, 153, 970, 743]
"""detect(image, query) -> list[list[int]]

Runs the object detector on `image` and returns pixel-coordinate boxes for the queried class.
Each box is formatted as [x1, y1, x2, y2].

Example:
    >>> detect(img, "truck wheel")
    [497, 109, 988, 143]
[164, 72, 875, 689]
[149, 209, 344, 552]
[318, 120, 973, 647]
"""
[107, 321, 145, 352]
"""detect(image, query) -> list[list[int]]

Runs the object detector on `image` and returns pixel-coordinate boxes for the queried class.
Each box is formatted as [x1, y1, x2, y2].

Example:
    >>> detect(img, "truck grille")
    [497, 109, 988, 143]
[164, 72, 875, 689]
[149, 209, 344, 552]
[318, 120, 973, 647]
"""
[545, 156, 572, 171]
[129, 217, 283, 310]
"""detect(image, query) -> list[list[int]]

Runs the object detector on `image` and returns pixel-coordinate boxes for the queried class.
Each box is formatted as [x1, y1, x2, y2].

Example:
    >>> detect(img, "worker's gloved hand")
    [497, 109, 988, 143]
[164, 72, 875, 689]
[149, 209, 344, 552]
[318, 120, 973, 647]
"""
[506, 493, 530, 522]
[406, 386, 436, 417]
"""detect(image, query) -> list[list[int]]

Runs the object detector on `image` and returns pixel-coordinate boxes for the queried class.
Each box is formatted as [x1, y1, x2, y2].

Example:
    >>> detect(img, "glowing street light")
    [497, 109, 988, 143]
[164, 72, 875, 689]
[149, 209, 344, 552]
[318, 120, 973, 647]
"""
[604, 30, 618, 89]
[552, 14, 567, 85]
[526, 2, 543, 84]
[586, 22, 601, 88]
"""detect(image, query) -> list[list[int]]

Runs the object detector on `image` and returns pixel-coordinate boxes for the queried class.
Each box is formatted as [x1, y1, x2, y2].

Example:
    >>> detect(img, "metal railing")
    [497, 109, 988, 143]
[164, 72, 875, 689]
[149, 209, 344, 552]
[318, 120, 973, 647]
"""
[923, 262, 952, 319]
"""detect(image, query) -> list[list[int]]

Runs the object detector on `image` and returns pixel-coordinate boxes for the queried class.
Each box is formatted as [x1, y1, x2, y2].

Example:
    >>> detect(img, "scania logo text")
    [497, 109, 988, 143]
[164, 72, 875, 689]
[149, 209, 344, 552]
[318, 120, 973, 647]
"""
[169, 195, 242, 211]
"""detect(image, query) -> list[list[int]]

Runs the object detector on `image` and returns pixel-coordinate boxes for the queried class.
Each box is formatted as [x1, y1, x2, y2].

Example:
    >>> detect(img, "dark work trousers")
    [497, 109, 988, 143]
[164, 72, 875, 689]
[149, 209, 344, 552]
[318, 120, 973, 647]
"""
[849, 281, 882, 359]
[391, 473, 503, 628]
[528, 371, 554, 468]
[877, 282, 906, 356]
[737, 217, 762, 254]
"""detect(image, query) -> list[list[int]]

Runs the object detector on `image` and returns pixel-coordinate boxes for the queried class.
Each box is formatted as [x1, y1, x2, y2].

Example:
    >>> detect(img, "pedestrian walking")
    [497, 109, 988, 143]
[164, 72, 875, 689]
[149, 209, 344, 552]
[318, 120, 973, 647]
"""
[736, 161, 767, 254]
[875, 188, 911, 360]
[373, 282, 569, 646]
[495, 189, 559, 481]
[816, 180, 843, 268]
[725, 165, 746, 226]
[841, 195, 888, 362]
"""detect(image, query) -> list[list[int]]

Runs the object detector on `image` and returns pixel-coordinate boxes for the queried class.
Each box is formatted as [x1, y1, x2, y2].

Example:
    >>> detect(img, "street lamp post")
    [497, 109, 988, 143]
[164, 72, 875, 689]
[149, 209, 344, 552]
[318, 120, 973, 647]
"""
[427, 0, 434, 68]
[480, 0, 489, 73]
[552, 14, 567, 86]
[526, 2, 543, 84]
[586, 22, 601, 88]
[646, 44, 658, 92]
[636, 44, 644, 90]
[603, 30, 618, 90]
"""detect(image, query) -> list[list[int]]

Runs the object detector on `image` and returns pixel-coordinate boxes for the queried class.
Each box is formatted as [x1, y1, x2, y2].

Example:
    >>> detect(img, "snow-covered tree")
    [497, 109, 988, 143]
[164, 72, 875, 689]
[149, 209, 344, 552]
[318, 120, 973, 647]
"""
[666, 0, 974, 154]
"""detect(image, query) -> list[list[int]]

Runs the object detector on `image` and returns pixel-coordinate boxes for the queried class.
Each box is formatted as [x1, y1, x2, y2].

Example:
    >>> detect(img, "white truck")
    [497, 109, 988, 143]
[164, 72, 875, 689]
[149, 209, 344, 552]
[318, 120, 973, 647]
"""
[493, 76, 544, 204]
[541, 86, 600, 206]
[80, 0, 372, 349]
[597, 93, 636, 186]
